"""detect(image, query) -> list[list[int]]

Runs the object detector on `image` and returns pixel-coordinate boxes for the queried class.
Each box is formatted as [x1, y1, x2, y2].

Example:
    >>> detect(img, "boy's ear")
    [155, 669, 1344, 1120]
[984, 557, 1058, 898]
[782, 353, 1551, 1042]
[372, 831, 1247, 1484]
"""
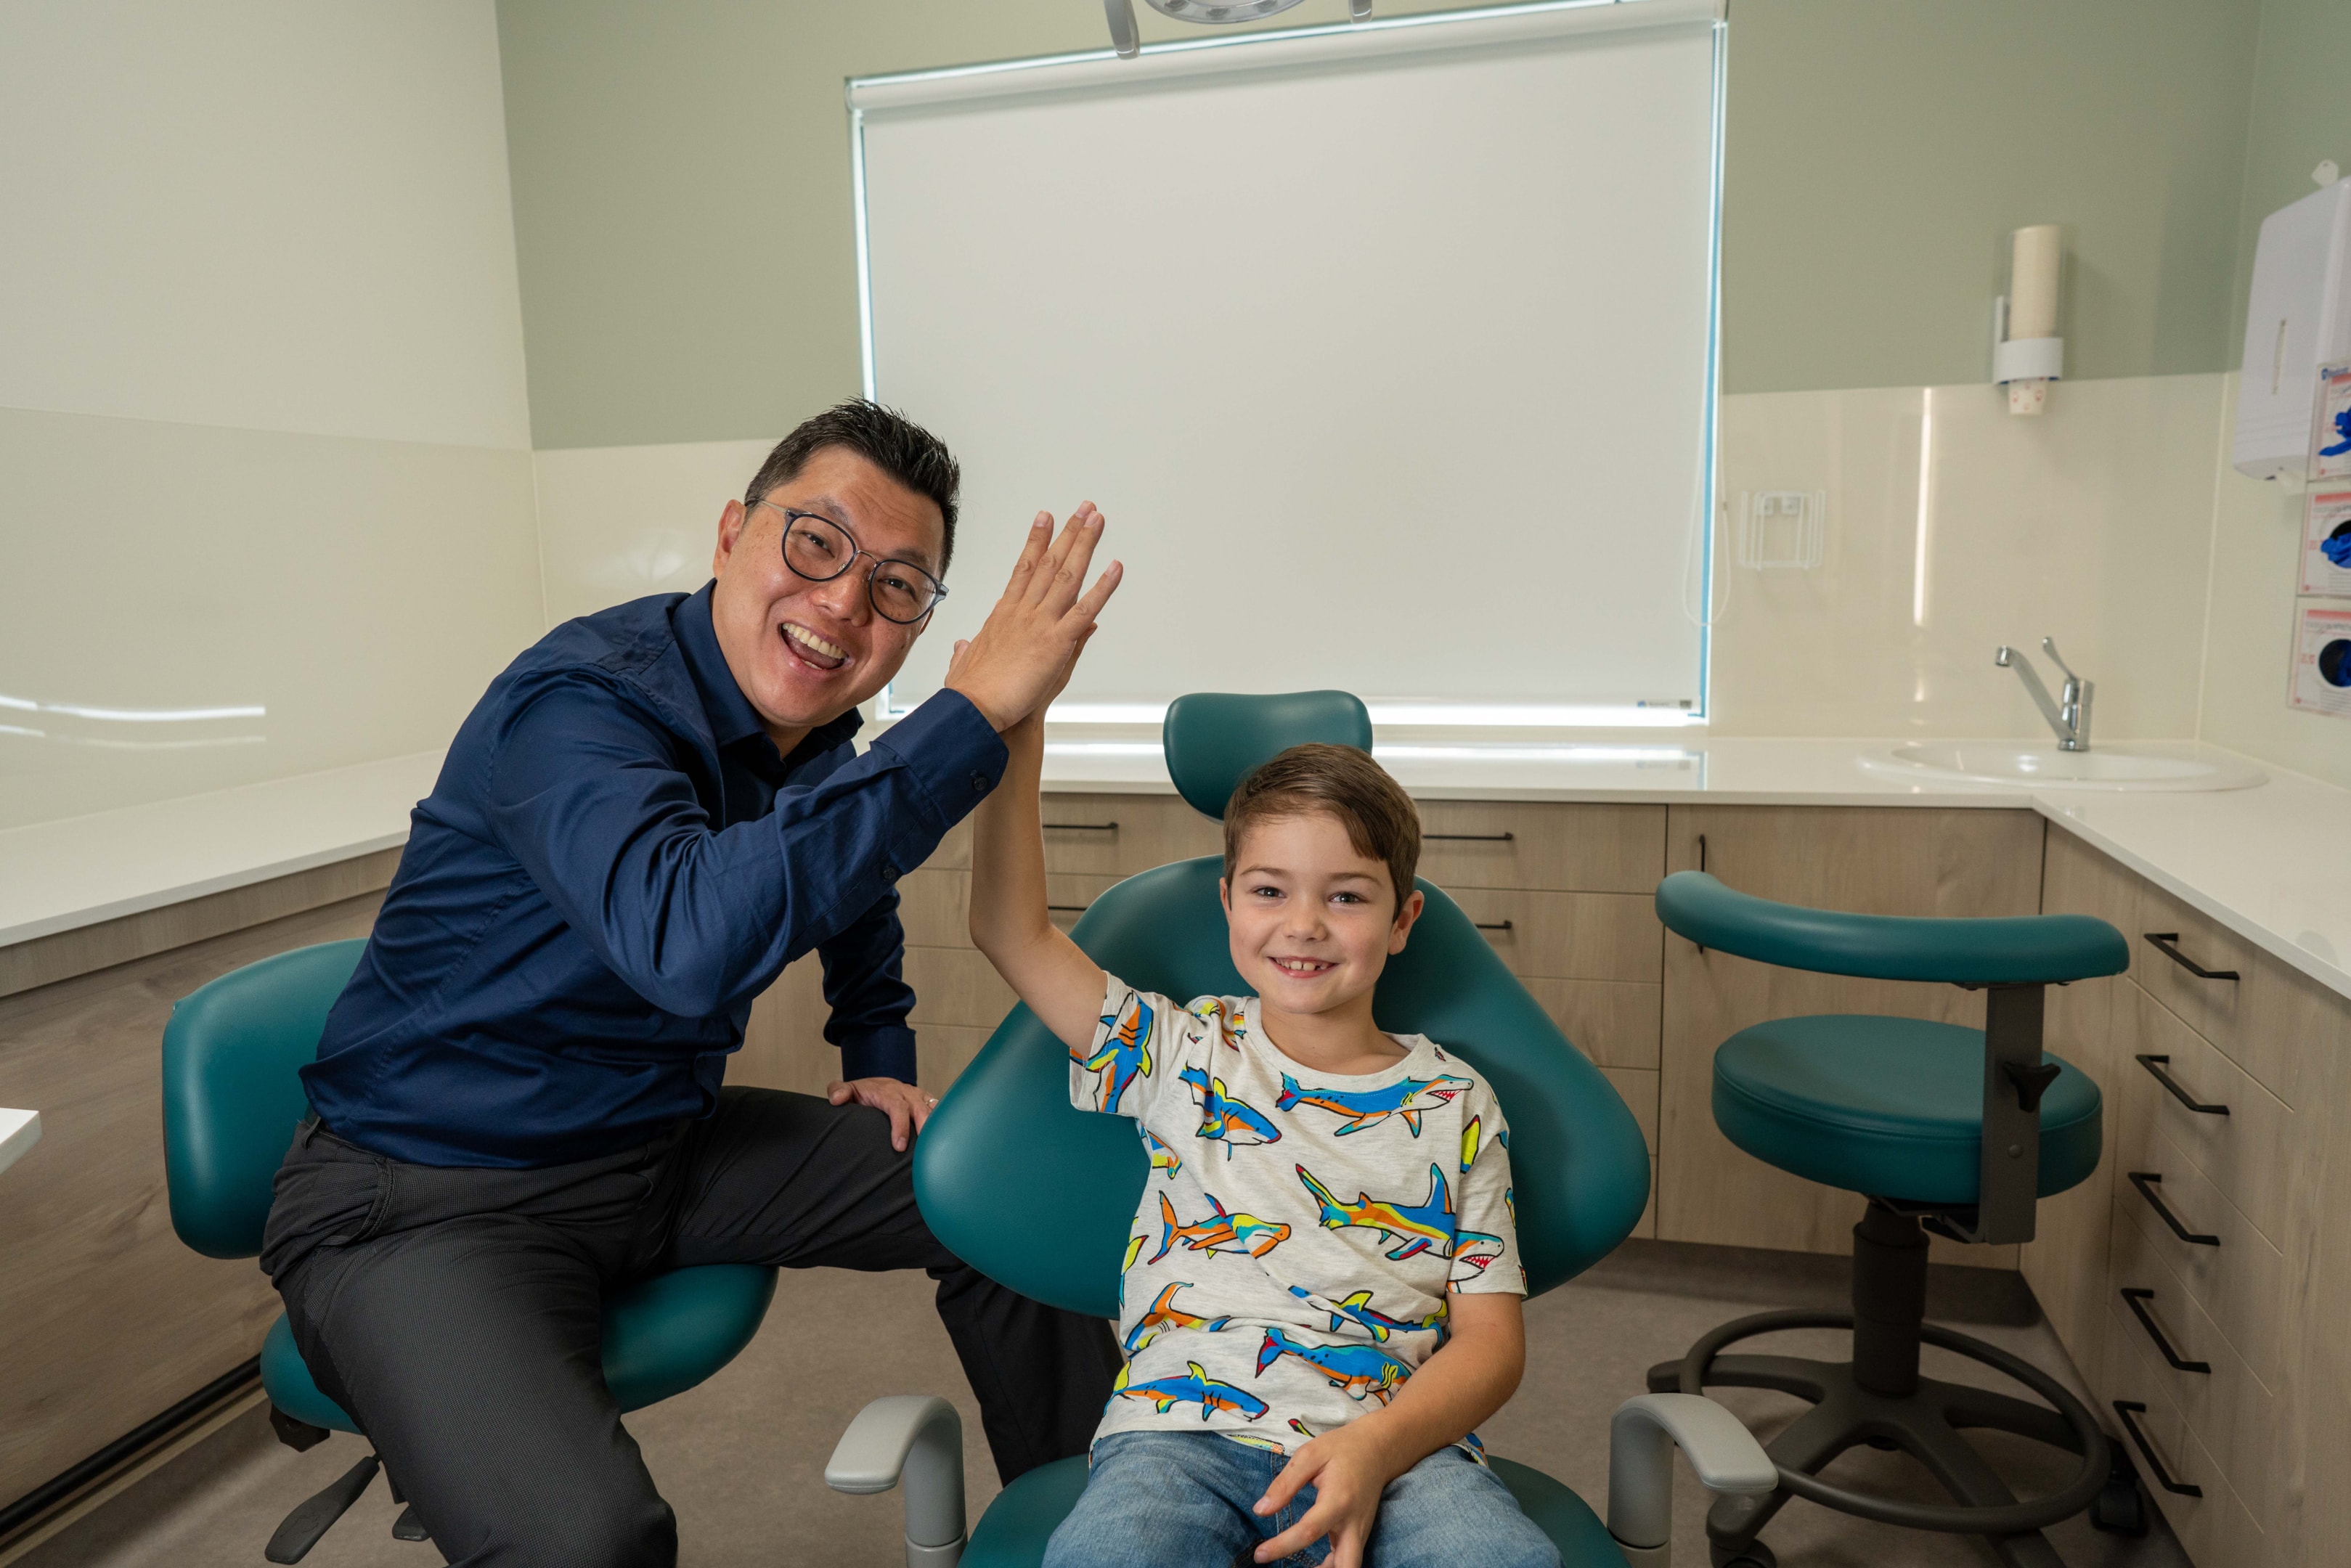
[1218, 877, 1232, 918]
[1387, 887, 1426, 955]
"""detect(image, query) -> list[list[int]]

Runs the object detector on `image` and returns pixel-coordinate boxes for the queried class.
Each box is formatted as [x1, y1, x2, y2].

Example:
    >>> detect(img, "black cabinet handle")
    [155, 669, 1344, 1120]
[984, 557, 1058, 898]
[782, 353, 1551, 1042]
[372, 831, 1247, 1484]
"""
[2135, 1055, 2230, 1116]
[1043, 821, 1118, 832]
[1474, 920, 1514, 933]
[1046, 904, 1091, 914]
[2143, 932, 2239, 982]
[2112, 1401, 2201, 1497]
[1425, 831, 1515, 842]
[2128, 1172, 2220, 1246]
[2120, 1288, 2211, 1373]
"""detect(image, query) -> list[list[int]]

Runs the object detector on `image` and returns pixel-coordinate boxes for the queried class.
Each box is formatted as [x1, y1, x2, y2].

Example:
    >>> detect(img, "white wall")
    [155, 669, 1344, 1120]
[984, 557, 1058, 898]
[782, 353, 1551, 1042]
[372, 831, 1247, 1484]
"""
[0, 1, 543, 830]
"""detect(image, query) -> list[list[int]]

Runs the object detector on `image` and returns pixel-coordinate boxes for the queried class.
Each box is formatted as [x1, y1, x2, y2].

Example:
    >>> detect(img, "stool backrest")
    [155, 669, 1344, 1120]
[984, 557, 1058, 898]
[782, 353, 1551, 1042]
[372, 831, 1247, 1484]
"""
[162, 939, 366, 1259]
[913, 693, 1650, 1319]
[1655, 872, 2126, 987]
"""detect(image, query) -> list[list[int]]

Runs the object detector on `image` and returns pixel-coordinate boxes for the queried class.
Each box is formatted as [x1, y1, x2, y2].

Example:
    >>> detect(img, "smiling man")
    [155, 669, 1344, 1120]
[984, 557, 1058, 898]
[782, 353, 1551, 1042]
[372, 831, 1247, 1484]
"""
[258, 402, 1124, 1567]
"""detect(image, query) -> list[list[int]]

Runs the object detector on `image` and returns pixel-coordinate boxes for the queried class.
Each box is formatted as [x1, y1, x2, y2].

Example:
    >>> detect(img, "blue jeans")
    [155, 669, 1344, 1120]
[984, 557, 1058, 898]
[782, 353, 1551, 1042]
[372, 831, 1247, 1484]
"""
[1040, 1432, 1562, 1568]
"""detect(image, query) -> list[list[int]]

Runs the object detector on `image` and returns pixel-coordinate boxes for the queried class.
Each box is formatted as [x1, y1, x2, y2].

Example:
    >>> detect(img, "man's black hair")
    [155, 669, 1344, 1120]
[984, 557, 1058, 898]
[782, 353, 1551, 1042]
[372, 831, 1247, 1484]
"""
[743, 400, 961, 576]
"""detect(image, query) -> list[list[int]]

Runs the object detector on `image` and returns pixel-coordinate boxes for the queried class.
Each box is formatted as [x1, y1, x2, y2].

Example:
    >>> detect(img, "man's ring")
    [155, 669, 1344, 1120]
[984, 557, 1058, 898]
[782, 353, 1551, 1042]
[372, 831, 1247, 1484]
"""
[925, 1095, 938, 1107]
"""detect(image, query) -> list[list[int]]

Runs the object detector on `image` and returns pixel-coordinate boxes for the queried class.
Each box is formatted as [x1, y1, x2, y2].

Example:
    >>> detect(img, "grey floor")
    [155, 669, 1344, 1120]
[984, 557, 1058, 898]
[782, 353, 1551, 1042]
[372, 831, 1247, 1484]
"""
[28, 1241, 2191, 1568]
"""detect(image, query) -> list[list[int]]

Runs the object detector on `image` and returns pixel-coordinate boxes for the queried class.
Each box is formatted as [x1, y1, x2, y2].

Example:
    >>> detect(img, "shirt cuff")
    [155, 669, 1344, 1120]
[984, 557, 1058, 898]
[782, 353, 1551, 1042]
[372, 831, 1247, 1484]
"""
[867, 689, 1010, 828]
[840, 1026, 918, 1085]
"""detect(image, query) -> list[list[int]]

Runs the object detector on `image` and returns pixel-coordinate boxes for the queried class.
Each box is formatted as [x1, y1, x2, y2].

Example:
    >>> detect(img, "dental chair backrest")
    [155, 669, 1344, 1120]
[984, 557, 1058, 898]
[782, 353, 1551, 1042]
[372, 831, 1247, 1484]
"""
[913, 690, 1650, 1318]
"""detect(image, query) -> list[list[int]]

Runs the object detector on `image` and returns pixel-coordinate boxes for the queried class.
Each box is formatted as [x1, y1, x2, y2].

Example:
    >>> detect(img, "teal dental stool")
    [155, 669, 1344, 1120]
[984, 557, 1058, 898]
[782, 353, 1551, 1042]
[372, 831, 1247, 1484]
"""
[827, 692, 1779, 1568]
[162, 939, 777, 1563]
[1644, 872, 2127, 1568]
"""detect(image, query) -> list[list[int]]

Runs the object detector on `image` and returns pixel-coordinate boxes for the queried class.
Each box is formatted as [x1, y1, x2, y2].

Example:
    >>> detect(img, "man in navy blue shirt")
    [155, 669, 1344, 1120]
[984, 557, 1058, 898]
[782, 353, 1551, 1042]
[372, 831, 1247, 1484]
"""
[261, 403, 1125, 1567]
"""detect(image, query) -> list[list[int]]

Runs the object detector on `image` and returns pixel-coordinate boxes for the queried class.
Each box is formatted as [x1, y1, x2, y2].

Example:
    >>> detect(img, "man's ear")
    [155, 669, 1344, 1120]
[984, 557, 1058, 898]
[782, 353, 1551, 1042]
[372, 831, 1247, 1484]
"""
[712, 499, 749, 578]
[1387, 887, 1426, 955]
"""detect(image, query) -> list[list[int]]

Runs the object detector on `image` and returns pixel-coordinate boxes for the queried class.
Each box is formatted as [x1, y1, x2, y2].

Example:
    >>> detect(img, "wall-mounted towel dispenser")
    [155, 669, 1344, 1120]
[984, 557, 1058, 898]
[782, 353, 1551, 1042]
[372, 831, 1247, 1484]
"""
[2235, 175, 2351, 482]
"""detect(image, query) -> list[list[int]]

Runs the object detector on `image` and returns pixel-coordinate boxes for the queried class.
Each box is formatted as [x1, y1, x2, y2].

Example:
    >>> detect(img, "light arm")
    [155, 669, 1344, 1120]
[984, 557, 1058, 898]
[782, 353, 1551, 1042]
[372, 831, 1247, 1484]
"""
[825, 1395, 967, 1567]
[1605, 1393, 1778, 1568]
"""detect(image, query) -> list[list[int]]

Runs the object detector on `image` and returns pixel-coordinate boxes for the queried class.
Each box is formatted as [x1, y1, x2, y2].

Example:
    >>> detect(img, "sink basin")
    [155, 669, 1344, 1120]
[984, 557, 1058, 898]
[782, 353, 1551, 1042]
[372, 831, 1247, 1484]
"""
[1859, 743, 2266, 792]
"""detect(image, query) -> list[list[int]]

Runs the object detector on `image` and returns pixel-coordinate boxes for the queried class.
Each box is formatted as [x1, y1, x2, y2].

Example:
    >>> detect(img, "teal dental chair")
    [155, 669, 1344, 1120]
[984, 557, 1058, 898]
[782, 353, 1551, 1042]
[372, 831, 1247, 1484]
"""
[826, 692, 1778, 1568]
[161, 939, 777, 1563]
[1644, 872, 2127, 1568]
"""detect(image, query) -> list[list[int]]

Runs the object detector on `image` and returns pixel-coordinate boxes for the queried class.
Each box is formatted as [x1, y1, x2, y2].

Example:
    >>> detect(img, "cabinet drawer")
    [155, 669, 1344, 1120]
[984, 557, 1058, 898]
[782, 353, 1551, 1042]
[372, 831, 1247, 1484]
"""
[1037, 792, 1222, 878]
[2119, 985, 2294, 1249]
[2106, 1197, 2285, 1531]
[897, 870, 1122, 950]
[1519, 978, 1661, 1070]
[2131, 883, 2256, 1078]
[1448, 889, 1661, 983]
[1414, 801, 1663, 893]
[904, 946, 1018, 1030]
[2110, 1102, 2290, 1393]
[2090, 1298, 2268, 1568]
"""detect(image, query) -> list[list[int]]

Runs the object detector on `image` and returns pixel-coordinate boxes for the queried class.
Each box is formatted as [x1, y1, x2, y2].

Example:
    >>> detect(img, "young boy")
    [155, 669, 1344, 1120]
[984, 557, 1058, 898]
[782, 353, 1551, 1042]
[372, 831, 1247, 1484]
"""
[969, 720, 1560, 1568]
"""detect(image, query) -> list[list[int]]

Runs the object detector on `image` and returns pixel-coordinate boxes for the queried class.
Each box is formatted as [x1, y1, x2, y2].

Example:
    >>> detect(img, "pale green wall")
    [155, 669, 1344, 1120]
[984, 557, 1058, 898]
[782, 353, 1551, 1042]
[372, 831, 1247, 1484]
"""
[497, 0, 2272, 448]
[2228, 0, 2351, 366]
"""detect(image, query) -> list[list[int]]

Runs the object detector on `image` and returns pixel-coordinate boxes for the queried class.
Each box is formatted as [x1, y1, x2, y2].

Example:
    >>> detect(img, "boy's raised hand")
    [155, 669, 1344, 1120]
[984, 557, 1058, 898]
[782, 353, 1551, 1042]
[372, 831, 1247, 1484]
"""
[945, 505, 1121, 732]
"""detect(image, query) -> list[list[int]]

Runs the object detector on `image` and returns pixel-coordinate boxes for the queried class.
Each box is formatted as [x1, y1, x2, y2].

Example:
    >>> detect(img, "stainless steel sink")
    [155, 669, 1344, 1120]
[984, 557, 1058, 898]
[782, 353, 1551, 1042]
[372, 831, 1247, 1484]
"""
[1858, 742, 2266, 792]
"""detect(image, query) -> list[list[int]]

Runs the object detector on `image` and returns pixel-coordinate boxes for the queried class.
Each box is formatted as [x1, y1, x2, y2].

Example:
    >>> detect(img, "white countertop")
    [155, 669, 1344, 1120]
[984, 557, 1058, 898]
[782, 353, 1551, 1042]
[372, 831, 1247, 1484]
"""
[5, 733, 2346, 1005]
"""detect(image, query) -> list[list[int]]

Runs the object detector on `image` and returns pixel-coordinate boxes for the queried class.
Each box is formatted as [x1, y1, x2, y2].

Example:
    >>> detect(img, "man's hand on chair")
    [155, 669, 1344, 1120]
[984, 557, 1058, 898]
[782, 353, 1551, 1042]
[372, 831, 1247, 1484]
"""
[944, 505, 1121, 732]
[827, 1078, 940, 1153]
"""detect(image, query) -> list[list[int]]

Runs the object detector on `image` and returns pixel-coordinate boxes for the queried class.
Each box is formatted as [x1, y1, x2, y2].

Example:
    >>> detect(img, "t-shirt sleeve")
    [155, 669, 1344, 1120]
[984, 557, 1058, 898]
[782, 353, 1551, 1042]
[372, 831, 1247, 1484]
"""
[1450, 1080, 1528, 1295]
[1070, 974, 1188, 1120]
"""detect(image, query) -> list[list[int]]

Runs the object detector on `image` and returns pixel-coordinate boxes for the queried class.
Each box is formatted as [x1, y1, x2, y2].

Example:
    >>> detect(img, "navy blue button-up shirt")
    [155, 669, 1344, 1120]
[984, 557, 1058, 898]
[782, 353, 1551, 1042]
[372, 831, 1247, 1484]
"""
[303, 584, 1005, 1167]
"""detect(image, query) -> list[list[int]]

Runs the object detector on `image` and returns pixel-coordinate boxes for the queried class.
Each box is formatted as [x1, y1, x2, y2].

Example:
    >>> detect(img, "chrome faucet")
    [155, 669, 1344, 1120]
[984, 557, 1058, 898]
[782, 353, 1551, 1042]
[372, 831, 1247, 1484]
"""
[1996, 638, 2093, 751]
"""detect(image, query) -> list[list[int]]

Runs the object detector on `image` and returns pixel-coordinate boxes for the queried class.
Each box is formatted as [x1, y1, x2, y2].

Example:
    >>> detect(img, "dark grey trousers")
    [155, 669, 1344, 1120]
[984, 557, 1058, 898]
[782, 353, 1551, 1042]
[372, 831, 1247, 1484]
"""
[260, 1087, 1120, 1568]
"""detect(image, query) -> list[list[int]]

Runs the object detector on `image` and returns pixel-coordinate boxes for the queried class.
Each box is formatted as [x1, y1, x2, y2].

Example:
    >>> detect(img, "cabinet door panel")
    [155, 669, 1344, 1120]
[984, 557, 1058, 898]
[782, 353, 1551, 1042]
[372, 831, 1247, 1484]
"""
[1036, 792, 1221, 878]
[1520, 978, 1661, 1071]
[1448, 890, 1661, 983]
[1415, 801, 1663, 893]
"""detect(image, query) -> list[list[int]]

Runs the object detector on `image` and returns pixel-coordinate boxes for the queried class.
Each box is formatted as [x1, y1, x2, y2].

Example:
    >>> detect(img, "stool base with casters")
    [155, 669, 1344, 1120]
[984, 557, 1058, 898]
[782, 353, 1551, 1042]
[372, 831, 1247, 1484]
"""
[1647, 1204, 2108, 1568]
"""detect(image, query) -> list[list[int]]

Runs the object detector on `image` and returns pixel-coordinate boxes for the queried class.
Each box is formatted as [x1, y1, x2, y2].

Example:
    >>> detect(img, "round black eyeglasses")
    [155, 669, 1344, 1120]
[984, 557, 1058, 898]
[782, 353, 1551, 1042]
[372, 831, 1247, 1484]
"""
[756, 501, 948, 625]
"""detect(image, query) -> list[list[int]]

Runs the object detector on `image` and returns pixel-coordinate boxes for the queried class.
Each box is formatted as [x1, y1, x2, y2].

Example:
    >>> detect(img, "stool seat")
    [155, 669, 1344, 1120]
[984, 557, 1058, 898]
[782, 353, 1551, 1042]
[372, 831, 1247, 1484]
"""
[260, 1263, 779, 1434]
[958, 1453, 1630, 1567]
[1712, 1015, 2101, 1206]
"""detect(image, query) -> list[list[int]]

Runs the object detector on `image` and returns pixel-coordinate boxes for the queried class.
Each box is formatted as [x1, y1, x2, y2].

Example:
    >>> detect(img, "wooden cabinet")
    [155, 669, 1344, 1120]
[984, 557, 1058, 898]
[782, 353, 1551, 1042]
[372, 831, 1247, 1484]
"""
[2026, 825, 2351, 1568]
[1653, 804, 2046, 1265]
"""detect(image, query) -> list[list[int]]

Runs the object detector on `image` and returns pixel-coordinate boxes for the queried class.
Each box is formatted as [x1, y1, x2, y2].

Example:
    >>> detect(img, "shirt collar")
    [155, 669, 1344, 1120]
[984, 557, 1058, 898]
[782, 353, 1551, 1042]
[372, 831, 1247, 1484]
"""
[672, 583, 865, 768]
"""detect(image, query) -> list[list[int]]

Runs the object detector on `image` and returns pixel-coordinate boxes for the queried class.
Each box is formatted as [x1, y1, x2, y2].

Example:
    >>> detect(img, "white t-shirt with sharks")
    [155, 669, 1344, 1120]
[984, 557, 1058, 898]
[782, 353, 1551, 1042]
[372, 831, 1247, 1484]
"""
[1075, 976, 1525, 1460]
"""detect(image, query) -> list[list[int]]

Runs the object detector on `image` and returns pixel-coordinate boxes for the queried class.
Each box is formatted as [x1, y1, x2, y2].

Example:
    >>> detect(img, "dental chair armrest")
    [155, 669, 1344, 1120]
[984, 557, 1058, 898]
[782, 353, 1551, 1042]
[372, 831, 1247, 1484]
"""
[1606, 1393, 1777, 1568]
[826, 1395, 967, 1564]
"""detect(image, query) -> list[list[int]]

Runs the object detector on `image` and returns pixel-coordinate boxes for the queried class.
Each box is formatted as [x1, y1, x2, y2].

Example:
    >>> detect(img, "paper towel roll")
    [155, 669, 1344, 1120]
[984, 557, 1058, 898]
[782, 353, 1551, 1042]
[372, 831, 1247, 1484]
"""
[2008, 225, 2061, 340]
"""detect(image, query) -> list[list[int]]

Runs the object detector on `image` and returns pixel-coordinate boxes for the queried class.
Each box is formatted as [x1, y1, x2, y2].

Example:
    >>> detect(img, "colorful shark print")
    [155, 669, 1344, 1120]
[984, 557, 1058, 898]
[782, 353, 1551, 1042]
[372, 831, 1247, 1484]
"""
[1140, 1127, 1183, 1175]
[1114, 1360, 1271, 1422]
[1274, 1072, 1472, 1138]
[1077, 992, 1154, 1113]
[1287, 1417, 1324, 1440]
[1224, 1433, 1288, 1454]
[1295, 1161, 1464, 1261]
[1450, 1230, 1507, 1274]
[1459, 1114, 1483, 1172]
[1188, 996, 1246, 1049]
[1504, 1186, 1515, 1226]
[1152, 1191, 1292, 1263]
[1123, 1283, 1234, 1355]
[1256, 1328, 1411, 1404]
[1287, 1286, 1446, 1343]
[1179, 1066, 1280, 1159]
[1122, 1233, 1148, 1271]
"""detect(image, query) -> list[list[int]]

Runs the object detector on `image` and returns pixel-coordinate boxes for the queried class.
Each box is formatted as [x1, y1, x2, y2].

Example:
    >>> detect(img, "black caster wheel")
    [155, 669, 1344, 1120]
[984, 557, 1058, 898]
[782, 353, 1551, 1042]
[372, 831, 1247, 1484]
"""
[2090, 1441, 2151, 1538]
[392, 1504, 430, 1542]
[1709, 1542, 1775, 1568]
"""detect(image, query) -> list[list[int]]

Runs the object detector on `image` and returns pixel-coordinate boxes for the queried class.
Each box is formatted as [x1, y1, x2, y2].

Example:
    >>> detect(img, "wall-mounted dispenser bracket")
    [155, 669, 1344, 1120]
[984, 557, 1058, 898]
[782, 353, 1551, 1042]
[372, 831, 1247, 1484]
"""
[1992, 295, 2064, 415]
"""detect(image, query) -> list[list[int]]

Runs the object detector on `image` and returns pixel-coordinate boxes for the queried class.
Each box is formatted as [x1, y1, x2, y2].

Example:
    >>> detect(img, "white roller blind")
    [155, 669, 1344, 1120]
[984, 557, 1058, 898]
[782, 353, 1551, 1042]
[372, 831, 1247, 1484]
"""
[853, 0, 1722, 720]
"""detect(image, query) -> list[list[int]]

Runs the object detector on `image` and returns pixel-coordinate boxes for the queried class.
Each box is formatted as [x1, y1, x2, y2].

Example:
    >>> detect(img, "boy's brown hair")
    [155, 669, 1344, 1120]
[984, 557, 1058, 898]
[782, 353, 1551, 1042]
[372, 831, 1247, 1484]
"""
[1222, 744, 1420, 918]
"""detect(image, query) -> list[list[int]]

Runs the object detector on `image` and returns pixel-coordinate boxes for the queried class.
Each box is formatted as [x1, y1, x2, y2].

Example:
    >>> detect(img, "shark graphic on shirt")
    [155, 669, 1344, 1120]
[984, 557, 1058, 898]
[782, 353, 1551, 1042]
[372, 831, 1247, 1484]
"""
[1123, 1282, 1234, 1355]
[1179, 1066, 1280, 1159]
[1114, 1360, 1271, 1421]
[1295, 1161, 1482, 1262]
[1460, 1114, 1483, 1172]
[1256, 1328, 1411, 1404]
[1140, 1126, 1183, 1175]
[1152, 1191, 1292, 1263]
[1286, 1286, 1446, 1344]
[1274, 1072, 1472, 1138]
[1076, 992, 1154, 1114]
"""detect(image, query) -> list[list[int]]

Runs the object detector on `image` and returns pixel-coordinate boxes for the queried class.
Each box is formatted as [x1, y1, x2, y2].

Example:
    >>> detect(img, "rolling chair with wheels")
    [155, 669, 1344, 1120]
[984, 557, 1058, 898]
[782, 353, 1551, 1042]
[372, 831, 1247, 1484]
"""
[1643, 871, 2128, 1568]
[161, 939, 778, 1563]
[825, 691, 1780, 1567]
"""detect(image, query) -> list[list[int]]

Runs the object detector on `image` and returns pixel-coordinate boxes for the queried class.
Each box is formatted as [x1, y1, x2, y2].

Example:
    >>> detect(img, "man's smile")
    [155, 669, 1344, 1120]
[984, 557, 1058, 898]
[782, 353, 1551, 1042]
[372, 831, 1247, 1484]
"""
[781, 619, 852, 673]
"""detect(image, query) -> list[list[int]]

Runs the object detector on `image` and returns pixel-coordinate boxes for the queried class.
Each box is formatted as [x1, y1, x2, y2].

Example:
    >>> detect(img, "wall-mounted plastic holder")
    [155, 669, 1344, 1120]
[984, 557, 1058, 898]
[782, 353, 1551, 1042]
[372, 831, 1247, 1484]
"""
[1735, 491, 1825, 571]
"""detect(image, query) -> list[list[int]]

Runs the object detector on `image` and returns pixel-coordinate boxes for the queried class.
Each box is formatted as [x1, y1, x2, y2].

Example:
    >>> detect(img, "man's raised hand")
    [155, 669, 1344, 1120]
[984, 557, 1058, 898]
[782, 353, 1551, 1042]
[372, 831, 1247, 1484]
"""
[943, 505, 1122, 732]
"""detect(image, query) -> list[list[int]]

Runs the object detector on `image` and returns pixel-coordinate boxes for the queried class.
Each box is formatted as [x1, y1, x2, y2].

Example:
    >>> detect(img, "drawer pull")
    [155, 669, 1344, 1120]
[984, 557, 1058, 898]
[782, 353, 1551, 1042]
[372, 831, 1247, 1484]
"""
[1425, 831, 1515, 842]
[2112, 1402, 2201, 1497]
[1046, 904, 1091, 914]
[2143, 932, 2239, 983]
[1474, 920, 1515, 933]
[2120, 1288, 2211, 1373]
[2135, 1054, 2230, 1116]
[1043, 821, 1119, 832]
[2128, 1172, 2220, 1247]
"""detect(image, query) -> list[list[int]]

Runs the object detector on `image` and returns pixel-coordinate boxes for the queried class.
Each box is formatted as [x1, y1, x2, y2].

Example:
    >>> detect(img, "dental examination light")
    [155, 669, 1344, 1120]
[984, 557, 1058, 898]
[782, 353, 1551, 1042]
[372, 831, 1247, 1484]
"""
[1104, 0, 1372, 60]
